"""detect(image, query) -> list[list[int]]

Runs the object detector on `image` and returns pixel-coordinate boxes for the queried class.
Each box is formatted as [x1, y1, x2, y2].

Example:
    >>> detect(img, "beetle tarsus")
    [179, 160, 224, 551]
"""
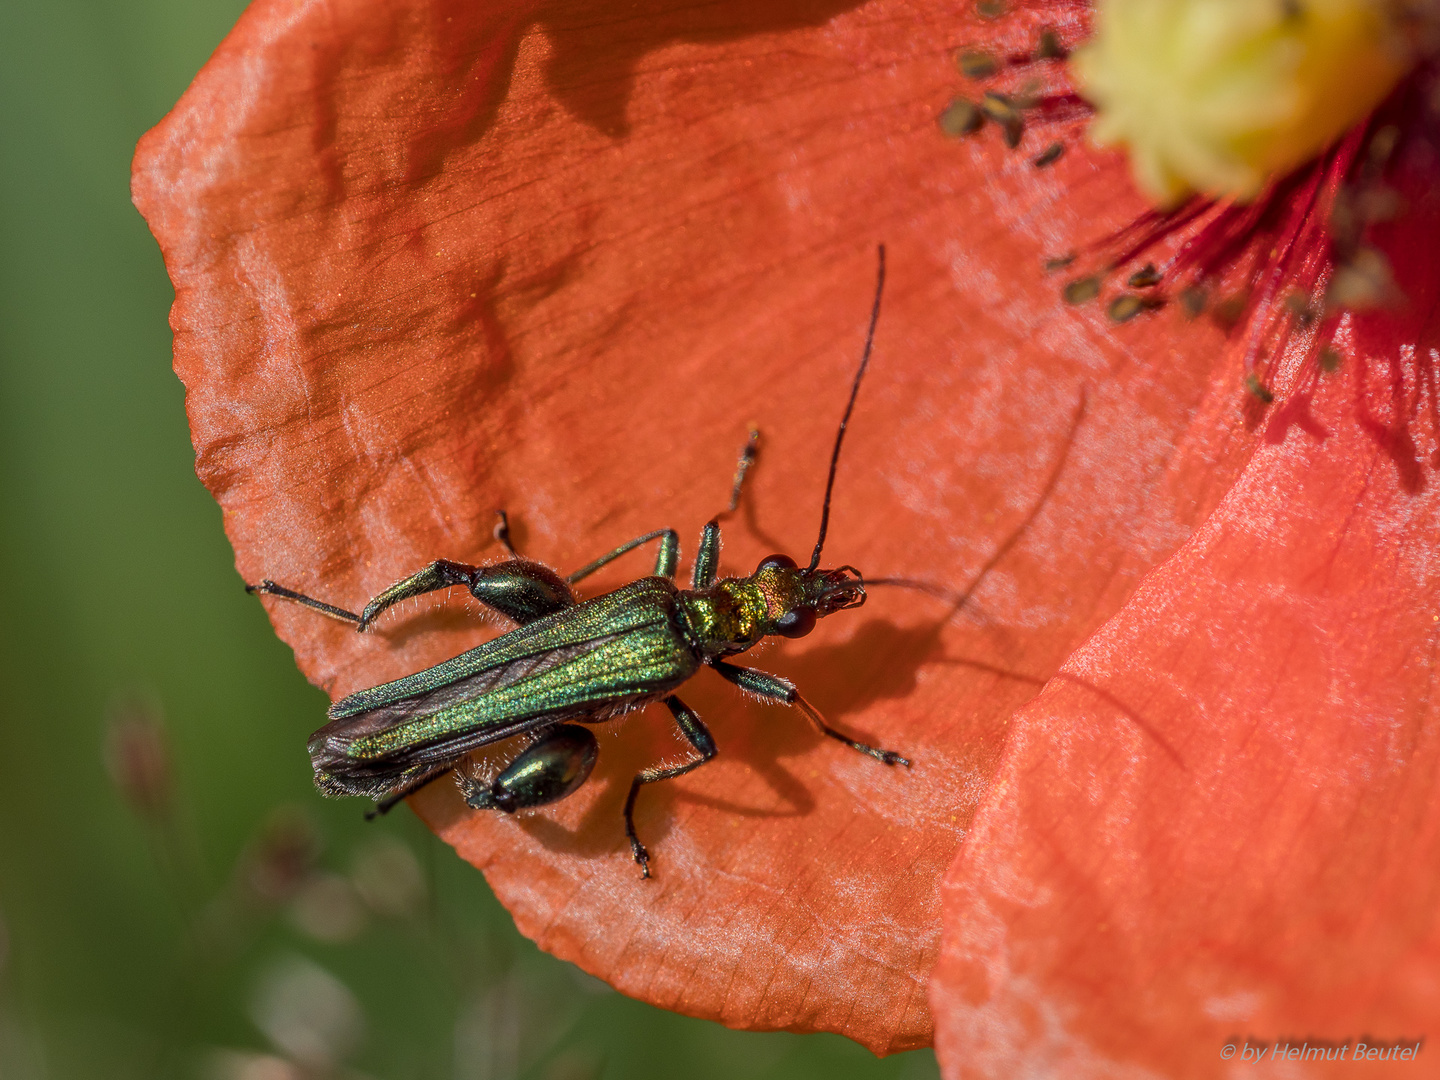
[722, 426, 761, 516]
[629, 835, 653, 880]
[710, 661, 913, 769]
[795, 693, 912, 767]
[246, 579, 363, 625]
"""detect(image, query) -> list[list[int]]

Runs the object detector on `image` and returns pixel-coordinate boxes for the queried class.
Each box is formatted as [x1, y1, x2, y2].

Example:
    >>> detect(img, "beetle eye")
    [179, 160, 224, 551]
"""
[773, 608, 816, 639]
[757, 553, 797, 572]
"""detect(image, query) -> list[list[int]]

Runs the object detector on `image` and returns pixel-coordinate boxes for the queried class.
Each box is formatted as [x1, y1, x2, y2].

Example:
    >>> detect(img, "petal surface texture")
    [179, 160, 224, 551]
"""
[130, 0, 1297, 1052]
[932, 133, 1440, 1075]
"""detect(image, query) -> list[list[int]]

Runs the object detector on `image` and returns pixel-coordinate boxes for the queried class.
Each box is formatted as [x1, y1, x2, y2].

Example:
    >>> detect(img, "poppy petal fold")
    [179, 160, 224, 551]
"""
[932, 181, 1440, 1076]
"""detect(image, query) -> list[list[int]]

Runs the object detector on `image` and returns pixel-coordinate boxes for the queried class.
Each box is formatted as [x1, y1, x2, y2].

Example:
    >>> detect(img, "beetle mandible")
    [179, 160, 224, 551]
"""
[248, 245, 909, 878]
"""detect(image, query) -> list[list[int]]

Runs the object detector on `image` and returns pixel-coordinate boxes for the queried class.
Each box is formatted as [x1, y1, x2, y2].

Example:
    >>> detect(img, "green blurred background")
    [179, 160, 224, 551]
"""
[0, 1, 939, 1077]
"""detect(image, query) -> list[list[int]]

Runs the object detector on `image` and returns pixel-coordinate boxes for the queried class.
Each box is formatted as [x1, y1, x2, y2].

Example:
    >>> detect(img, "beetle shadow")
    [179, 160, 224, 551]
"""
[506, 393, 1090, 861]
[533, 0, 874, 139]
[509, 611, 1045, 862]
[452, 389, 1087, 859]
[731, 462, 794, 560]
[509, 691, 819, 863]
[398, 0, 874, 185]
[581, 388, 1090, 851]
[1048, 671, 1188, 771]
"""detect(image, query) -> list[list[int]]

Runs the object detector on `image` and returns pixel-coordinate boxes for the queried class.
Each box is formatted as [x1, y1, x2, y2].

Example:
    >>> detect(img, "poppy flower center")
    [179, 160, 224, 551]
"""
[1072, 0, 1418, 205]
[938, 3, 1437, 400]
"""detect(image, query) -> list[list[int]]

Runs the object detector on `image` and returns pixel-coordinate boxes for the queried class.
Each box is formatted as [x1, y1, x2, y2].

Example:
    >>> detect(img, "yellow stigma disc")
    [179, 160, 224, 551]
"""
[1071, 0, 1412, 205]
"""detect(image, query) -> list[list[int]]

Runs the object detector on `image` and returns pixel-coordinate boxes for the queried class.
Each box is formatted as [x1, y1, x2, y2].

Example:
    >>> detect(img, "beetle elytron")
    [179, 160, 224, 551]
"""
[249, 246, 909, 877]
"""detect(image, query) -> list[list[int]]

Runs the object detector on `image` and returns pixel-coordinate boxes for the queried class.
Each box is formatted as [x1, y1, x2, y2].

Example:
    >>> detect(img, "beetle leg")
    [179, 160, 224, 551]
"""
[652, 530, 680, 579]
[710, 660, 911, 766]
[247, 558, 572, 632]
[353, 560, 484, 630]
[690, 428, 760, 589]
[354, 559, 575, 631]
[463, 561, 576, 625]
[565, 528, 680, 584]
[253, 558, 576, 633]
[691, 520, 722, 590]
[623, 696, 717, 879]
[364, 764, 454, 819]
[723, 426, 760, 515]
[457, 725, 599, 813]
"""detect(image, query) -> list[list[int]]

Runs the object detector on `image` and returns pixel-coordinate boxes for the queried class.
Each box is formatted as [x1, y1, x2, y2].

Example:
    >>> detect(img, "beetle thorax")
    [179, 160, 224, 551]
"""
[679, 570, 805, 658]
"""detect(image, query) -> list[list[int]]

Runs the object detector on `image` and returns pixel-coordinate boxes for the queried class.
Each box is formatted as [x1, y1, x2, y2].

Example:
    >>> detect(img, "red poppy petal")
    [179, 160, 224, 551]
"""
[133, 0, 1260, 1052]
[931, 142, 1440, 1074]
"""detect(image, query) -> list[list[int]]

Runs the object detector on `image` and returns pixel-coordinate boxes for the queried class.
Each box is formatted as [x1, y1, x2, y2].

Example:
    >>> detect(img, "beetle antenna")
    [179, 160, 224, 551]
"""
[808, 244, 885, 572]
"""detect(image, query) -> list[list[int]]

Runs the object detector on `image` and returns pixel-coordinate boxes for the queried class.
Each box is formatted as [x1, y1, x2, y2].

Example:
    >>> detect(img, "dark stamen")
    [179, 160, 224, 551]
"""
[958, 50, 999, 79]
[938, 98, 984, 138]
[1033, 28, 1067, 61]
[1033, 141, 1065, 168]
[1062, 276, 1101, 304]
[1127, 263, 1162, 288]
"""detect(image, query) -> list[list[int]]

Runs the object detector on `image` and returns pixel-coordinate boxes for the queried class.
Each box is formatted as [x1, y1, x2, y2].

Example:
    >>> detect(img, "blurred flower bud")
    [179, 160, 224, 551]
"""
[544, 1052, 603, 1080]
[204, 1050, 302, 1080]
[241, 807, 320, 906]
[104, 694, 172, 820]
[249, 955, 363, 1071]
[350, 836, 426, 920]
[288, 872, 367, 943]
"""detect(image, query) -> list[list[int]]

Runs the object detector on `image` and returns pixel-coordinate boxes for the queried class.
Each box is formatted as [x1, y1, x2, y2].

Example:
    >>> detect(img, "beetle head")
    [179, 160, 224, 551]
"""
[751, 552, 867, 640]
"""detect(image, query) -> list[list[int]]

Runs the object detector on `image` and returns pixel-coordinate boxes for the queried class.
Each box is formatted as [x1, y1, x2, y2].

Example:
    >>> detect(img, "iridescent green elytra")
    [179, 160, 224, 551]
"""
[248, 247, 908, 878]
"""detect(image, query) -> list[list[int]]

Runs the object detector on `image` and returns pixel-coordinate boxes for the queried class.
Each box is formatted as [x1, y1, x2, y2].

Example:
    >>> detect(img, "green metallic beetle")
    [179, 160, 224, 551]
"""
[248, 246, 908, 878]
